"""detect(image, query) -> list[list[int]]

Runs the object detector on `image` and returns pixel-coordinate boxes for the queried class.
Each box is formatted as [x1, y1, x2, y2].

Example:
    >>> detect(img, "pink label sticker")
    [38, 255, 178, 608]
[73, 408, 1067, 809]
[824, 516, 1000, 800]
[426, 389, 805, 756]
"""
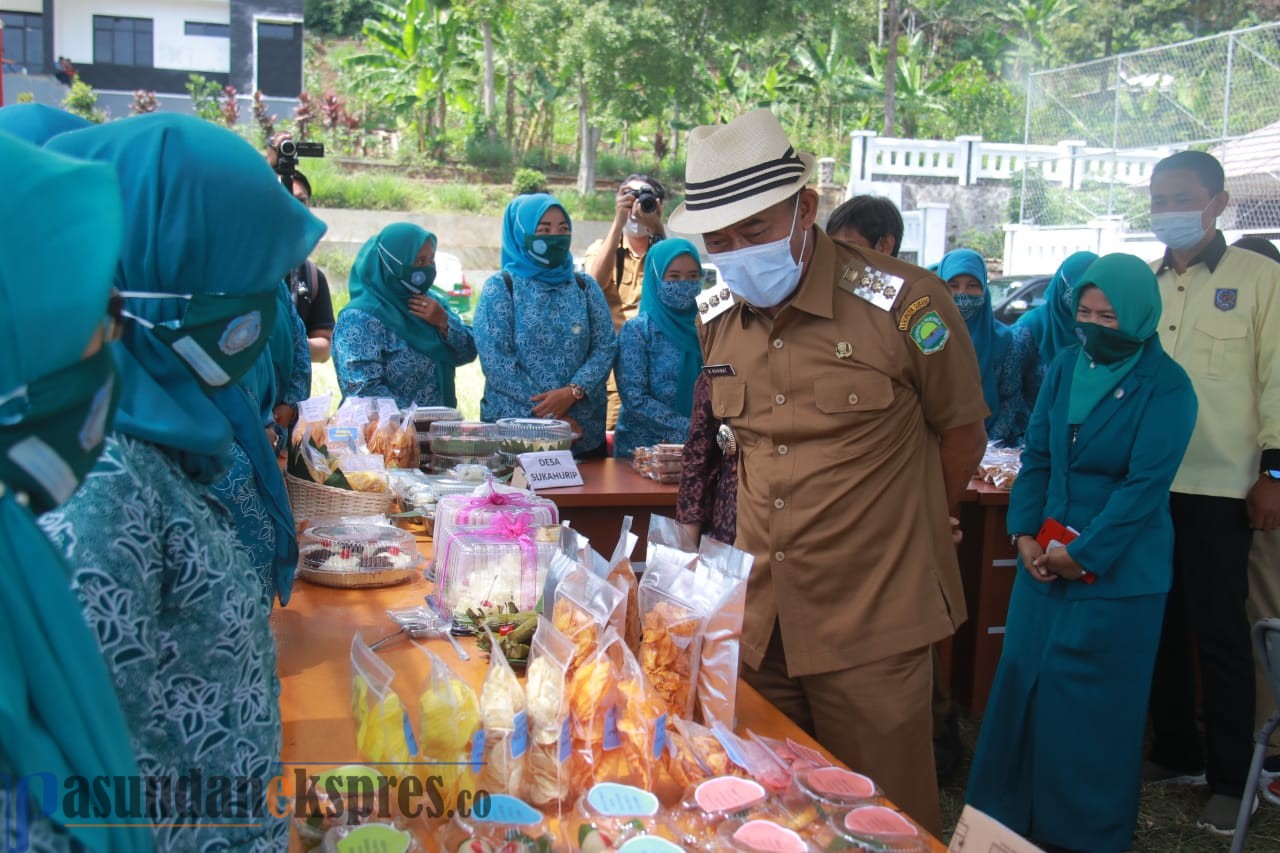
[694, 777, 766, 815]
[843, 806, 918, 837]
[732, 820, 808, 853]
[808, 767, 876, 800]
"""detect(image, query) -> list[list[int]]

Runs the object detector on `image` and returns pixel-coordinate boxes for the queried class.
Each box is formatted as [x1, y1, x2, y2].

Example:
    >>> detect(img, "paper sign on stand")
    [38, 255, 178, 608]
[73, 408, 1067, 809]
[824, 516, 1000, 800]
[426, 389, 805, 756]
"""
[948, 805, 1044, 853]
[514, 451, 584, 490]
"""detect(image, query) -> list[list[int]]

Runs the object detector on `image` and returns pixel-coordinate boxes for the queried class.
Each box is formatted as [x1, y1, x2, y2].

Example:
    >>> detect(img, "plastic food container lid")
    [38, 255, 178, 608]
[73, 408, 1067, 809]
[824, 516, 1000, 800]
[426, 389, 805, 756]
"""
[428, 420, 498, 440]
[795, 766, 880, 806]
[496, 418, 574, 442]
[833, 806, 927, 851]
[722, 819, 812, 853]
[693, 776, 768, 816]
[413, 406, 462, 424]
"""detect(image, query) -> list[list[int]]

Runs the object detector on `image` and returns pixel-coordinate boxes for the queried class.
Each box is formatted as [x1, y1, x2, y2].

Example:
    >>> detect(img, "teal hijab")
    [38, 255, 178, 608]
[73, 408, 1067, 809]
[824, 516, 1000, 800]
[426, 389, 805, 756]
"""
[0, 103, 91, 144]
[500, 193, 575, 284]
[0, 135, 152, 852]
[638, 239, 703, 417]
[1016, 251, 1098, 365]
[937, 248, 1011, 422]
[47, 114, 326, 484]
[345, 222, 464, 406]
[1067, 253, 1162, 423]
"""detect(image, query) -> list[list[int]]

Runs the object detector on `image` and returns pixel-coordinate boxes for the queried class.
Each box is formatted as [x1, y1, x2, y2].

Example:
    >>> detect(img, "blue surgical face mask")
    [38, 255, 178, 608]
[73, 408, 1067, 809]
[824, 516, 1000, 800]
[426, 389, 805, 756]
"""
[1151, 205, 1212, 251]
[658, 277, 702, 312]
[708, 199, 806, 309]
[378, 242, 435, 293]
[952, 292, 985, 321]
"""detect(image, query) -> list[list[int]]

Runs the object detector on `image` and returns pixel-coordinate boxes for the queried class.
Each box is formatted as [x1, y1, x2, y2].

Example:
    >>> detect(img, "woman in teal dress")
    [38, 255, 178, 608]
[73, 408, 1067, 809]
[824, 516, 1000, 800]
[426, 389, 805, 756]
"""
[966, 253, 1198, 853]
[333, 223, 476, 408]
[0, 134, 152, 853]
[613, 238, 704, 457]
[1016, 251, 1099, 366]
[40, 115, 323, 851]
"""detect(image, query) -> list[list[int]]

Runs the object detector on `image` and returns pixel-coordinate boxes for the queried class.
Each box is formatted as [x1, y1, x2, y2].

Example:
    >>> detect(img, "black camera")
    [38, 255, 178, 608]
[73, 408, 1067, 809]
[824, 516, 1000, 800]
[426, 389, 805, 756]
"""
[273, 138, 324, 186]
[628, 187, 660, 214]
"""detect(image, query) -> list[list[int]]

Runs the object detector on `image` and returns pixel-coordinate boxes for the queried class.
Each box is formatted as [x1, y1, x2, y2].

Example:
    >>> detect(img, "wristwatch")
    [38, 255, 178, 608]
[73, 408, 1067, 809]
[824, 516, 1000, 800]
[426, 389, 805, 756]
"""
[1010, 533, 1029, 547]
[568, 383, 586, 400]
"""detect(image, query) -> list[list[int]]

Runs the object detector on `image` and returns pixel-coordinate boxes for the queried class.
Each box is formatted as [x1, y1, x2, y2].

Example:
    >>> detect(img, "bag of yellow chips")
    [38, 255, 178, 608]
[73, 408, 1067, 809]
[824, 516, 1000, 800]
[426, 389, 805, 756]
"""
[415, 646, 481, 820]
[478, 629, 529, 799]
[350, 634, 416, 778]
[638, 561, 707, 719]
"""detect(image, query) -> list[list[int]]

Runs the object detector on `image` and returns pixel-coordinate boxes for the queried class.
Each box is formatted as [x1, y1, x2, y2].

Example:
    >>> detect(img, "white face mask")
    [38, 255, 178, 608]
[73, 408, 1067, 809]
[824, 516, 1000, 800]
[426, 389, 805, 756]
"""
[1151, 204, 1212, 251]
[708, 200, 807, 309]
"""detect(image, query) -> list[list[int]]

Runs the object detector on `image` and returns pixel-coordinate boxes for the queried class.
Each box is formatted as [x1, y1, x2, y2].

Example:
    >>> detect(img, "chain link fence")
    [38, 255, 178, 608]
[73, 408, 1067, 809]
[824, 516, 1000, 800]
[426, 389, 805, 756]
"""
[1014, 22, 1280, 231]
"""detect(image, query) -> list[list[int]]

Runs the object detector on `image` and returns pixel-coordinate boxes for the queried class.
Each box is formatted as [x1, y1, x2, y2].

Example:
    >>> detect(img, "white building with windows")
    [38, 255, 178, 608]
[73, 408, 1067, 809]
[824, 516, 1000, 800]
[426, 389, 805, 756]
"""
[2, 0, 303, 101]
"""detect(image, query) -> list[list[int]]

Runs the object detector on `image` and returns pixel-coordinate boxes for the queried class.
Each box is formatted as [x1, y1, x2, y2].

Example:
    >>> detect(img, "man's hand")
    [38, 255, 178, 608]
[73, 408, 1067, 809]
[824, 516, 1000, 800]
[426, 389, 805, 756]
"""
[1034, 546, 1089, 581]
[612, 185, 638, 226]
[531, 387, 577, 419]
[1247, 476, 1280, 530]
[408, 294, 448, 334]
[1017, 536, 1052, 582]
[273, 403, 297, 430]
[949, 515, 963, 546]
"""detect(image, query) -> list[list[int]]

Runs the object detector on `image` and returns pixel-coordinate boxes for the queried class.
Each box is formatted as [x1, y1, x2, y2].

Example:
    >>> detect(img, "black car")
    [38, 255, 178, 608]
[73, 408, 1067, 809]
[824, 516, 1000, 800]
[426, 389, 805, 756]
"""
[990, 274, 1053, 325]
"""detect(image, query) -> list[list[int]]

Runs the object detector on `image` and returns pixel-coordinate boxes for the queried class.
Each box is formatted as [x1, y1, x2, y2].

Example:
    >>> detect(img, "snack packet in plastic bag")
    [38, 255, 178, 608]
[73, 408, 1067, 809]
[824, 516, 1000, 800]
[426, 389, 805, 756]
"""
[710, 722, 792, 793]
[606, 516, 641, 654]
[647, 513, 698, 570]
[415, 646, 481, 816]
[478, 629, 529, 798]
[637, 561, 706, 718]
[350, 633, 416, 778]
[571, 629, 658, 795]
[525, 615, 574, 808]
[693, 537, 752, 728]
[338, 452, 389, 494]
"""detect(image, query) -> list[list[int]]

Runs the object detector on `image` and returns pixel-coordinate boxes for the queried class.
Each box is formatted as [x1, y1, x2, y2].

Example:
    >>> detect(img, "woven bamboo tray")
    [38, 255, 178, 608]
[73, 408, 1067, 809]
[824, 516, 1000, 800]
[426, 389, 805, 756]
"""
[286, 473, 394, 522]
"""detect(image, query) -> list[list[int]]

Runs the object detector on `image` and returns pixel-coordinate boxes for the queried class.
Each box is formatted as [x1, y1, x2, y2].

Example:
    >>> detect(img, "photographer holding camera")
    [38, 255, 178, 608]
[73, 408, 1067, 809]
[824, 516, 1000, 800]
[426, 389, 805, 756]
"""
[583, 173, 667, 428]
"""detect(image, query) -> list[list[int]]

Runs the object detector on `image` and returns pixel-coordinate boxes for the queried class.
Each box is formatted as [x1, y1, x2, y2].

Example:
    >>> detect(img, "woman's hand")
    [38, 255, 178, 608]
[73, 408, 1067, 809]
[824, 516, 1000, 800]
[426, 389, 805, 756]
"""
[1036, 546, 1089, 581]
[531, 387, 576, 419]
[1017, 536, 1052, 582]
[408, 294, 448, 334]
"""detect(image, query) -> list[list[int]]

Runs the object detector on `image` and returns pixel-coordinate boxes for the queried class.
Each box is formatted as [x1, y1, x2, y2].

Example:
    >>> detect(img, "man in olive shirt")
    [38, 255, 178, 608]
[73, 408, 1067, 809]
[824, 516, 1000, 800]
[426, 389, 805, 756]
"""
[668, 110, 988, 835]
[1144, 151, 1280, 834]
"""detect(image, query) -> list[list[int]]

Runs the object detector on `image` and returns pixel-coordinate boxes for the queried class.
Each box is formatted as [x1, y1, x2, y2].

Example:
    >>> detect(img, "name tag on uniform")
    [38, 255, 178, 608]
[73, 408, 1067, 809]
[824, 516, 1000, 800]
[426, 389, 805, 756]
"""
[702, 363, 737, 377]
[838, 265, 904, 312]
[697, 286, 736, 322]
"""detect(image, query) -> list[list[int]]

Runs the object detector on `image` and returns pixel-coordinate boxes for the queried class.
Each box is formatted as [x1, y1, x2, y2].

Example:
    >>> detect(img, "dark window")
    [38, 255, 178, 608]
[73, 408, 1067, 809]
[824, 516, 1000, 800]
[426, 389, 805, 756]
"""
[185, 21, 229, 38]
[92, 15, 153, 67]
[0, 11, 44, 68]
[258, 23, 297, 40]
[256, 21, 302, 97]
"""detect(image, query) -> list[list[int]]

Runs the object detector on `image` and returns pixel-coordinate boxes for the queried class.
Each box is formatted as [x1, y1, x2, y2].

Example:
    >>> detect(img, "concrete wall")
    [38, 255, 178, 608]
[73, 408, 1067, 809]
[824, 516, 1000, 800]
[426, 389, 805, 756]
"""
[902, 180, 1013, 244]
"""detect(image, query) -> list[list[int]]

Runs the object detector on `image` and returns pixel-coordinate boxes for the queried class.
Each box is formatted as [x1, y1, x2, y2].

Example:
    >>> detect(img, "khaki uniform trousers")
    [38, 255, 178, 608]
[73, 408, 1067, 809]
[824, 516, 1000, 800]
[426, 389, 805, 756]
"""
[743, 626, 941, 837]
[1248, 529, 1280, 749]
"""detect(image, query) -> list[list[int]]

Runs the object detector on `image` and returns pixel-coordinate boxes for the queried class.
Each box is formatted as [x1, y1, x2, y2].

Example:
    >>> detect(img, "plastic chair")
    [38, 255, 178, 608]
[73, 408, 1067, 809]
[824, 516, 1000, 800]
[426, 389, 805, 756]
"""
[1230, 618, 1280, 852]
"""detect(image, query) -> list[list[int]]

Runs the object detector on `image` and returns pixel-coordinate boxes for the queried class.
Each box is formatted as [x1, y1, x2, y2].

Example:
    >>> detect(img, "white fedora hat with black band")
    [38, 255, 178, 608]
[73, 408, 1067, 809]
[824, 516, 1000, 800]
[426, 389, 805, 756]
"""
[667, 108, 815, 235]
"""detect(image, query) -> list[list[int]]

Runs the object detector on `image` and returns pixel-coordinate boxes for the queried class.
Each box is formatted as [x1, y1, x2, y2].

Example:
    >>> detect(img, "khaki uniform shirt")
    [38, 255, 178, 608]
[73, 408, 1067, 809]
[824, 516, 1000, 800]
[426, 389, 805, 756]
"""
[1152, 234, 1280, 499]
[584, 238, 644, 333]
[698, 230, 988, 677]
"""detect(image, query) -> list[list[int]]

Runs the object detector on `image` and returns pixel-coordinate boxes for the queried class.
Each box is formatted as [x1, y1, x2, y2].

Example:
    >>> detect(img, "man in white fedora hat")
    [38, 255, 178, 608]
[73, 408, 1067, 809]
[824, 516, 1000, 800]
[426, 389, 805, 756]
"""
[669, 108, 988, 835]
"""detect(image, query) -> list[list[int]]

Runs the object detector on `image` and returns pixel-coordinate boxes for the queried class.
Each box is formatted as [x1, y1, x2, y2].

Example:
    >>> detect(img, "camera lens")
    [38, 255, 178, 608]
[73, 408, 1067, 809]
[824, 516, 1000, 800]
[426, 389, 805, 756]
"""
[279, 139, 297, 158]
[637, 190, 658, 214]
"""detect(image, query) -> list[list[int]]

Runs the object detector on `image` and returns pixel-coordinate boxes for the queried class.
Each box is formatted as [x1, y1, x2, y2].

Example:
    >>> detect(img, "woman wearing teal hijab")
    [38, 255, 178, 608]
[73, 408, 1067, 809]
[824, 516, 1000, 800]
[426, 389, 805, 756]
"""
[0, 102, 91, 144]
[41, 114, 323, 852]
[967, 253, 1198, 853]
[334, 222, 476, 408]
[1016, 250, 1099, 365]
[474, 194, 618, 454]
[0, 135, 152, 853]
[613, 238, 704, 457]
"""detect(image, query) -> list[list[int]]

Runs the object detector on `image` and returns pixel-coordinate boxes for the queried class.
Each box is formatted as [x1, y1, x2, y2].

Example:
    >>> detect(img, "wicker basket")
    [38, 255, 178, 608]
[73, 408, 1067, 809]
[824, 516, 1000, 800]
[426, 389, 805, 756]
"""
[286, 473, 395, 522]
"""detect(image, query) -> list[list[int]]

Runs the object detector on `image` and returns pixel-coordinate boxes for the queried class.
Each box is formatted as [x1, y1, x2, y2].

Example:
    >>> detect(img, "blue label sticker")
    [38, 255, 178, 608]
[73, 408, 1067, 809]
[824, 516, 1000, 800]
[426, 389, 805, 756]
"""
[713, 727, 749, 770]
[586, 782, 660, 818]
[603, 705, 621, 751]
[510, 710, 529, 759]
[470, 729, 486, 773]
[652, 713, 668, 761]
[402, 709, 418, 758]
[471, 794, 541, 826]
[559, 717, 572, 763]
[617, 837, 685, 853]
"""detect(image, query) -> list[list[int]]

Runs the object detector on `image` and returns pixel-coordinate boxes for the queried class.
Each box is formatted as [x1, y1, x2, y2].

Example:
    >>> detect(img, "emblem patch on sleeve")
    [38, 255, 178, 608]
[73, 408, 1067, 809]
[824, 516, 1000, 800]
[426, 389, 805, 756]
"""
[910, 311, 950, 354]
[897, 296, 931, 331]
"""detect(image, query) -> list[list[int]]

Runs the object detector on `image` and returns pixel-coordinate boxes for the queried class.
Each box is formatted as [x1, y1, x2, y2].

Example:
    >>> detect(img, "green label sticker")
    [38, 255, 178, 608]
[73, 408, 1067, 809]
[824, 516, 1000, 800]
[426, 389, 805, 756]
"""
[334, 823, 411, 853]
[910, 311, 950, 354]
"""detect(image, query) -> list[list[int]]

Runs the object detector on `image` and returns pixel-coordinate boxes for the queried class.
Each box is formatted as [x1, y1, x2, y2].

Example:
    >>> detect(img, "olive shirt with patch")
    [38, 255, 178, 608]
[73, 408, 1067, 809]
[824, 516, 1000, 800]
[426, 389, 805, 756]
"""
[1150, 234, 1280, 499]
[697, 230, 989, 678]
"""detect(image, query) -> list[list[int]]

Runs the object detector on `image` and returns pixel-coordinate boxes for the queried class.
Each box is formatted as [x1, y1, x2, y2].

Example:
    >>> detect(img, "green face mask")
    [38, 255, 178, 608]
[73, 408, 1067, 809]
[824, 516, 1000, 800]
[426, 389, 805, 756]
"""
[0, 346, 119, 513]
[1075, 322, 1145, 365]
[524, 233, 572, 268]
[119, 289, 279, 391]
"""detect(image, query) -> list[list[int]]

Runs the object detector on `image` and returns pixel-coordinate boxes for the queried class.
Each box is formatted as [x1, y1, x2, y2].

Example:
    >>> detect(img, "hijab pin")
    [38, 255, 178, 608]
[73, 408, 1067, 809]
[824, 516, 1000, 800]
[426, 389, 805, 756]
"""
[1114, 388, 1125, 399]
[835, 342, 853, 359]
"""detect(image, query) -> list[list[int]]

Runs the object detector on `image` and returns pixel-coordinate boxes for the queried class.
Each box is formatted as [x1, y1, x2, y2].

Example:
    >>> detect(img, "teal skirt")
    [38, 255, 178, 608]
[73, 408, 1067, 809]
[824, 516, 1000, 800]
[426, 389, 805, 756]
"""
[966, 575, 1165, 853]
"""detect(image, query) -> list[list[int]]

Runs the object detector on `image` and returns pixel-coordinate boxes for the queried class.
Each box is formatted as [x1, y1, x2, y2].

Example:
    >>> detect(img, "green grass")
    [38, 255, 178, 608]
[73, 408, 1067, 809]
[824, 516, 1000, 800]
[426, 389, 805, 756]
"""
[426, 184, 485, 213]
